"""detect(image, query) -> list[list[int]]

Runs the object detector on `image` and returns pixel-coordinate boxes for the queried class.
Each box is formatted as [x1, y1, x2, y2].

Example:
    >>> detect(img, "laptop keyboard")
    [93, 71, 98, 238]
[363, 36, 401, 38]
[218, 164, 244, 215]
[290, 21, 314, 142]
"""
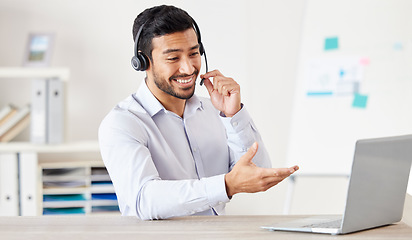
[302, 219, 342, 229]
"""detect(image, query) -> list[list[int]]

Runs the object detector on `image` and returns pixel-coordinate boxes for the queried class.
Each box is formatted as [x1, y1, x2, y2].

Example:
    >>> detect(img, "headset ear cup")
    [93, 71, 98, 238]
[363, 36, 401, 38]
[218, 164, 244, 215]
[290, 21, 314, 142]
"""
[137, 52, 149, 71]
[131, 53, 149, 71]
[131, 56, 140, 71]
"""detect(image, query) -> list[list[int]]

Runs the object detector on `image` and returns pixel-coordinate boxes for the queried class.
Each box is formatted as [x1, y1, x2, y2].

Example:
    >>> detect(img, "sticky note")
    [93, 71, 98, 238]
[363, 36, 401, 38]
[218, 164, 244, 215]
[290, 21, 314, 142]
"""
[339, 69, 345, 77]
[324, 37, 339, 50]
[359, 57, 370, 66]
[307, 92, 333, 96]
[393, 42, 403, 51]
[352, 93, 368, 108]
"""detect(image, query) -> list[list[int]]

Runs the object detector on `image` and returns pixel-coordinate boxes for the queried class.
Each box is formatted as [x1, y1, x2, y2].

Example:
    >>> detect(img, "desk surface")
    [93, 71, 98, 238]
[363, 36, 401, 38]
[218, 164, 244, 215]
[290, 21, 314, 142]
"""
[0, 215, 411, 240]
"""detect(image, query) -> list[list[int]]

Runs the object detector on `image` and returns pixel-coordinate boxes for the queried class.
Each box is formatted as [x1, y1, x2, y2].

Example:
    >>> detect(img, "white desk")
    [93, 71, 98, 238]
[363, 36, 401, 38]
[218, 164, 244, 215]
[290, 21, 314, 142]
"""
[0, 215, 411, 240]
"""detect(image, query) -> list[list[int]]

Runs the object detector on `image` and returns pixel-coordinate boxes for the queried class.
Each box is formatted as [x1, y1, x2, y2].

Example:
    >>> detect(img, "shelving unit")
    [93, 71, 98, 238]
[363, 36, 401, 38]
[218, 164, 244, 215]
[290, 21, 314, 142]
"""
[0, 67, 69, 144]
[0, 141, 120, 216]
[40, 161, 118, 215]
[0, 67, 69, 81]
[0, 68, 118, 216]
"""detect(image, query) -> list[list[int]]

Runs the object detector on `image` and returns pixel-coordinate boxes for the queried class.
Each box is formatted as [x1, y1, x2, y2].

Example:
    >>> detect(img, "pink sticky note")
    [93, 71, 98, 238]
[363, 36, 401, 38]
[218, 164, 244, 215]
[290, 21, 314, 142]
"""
[360, 57, 370, 66]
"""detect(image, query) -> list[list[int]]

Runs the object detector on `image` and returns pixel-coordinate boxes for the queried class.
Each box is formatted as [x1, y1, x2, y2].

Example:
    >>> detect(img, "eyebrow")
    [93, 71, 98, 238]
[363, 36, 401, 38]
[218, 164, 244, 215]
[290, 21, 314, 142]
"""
[162, 44, 200, 54]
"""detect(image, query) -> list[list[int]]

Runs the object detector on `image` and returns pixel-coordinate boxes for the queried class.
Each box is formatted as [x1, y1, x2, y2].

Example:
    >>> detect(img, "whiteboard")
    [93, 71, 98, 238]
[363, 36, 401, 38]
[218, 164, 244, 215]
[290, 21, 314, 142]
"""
[287, 0, 412, 177]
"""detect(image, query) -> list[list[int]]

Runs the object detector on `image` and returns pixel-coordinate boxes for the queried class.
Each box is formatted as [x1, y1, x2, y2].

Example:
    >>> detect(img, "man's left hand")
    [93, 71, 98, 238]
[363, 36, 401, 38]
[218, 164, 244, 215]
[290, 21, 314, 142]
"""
[201, 70, 242, 117]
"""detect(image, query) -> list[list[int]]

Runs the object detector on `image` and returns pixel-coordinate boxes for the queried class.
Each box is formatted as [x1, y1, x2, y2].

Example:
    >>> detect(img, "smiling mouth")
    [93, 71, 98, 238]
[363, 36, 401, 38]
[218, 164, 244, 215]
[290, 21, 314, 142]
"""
[175, 77, 193, 84]
[170, 70, 199, 85]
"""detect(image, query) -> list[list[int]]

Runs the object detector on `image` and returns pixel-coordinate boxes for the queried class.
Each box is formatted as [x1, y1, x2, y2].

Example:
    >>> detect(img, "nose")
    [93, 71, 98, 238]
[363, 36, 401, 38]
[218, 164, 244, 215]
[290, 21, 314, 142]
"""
[179, 57, 195, 74]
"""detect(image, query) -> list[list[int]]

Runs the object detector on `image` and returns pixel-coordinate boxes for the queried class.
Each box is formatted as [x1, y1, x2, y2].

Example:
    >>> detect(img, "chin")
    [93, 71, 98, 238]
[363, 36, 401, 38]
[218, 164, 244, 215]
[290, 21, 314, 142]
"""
[175, 89, 195, 100]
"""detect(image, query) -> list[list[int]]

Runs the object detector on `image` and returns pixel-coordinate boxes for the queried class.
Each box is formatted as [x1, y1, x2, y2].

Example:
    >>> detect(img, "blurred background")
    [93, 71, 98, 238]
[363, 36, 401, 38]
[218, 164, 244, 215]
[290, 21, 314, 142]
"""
[1, 0, 411, 216]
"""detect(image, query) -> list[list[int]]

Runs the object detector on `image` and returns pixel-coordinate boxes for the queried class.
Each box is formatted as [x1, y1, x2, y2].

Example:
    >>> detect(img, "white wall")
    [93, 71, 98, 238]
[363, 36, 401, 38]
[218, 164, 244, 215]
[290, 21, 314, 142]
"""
[0, 0, 304, 214]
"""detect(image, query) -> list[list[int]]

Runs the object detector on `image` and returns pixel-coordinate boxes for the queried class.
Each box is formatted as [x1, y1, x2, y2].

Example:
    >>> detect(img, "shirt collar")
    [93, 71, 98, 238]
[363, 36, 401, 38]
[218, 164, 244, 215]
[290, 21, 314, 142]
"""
[134, 80, 204, 118]
[134, 80, 165, 117]
[184, 93, 204, 118]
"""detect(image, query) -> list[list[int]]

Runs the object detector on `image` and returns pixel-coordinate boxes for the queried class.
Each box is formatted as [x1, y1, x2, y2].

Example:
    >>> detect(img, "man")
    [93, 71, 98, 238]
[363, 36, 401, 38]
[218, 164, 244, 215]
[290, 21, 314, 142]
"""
[99, 5, 298, 220]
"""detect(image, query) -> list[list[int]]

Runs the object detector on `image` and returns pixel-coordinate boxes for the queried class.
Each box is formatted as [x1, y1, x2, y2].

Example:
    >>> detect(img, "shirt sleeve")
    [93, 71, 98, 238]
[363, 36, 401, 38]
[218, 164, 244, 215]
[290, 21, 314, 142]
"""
[98, 109, 230, 220]
[219, 105, 272, 169]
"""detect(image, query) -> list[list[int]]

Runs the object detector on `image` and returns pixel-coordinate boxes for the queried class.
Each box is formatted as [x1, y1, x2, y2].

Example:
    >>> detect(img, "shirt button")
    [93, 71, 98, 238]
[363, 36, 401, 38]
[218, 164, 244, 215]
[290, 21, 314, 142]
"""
[232, 122, 238, 127]
[193, 148, 197, 152]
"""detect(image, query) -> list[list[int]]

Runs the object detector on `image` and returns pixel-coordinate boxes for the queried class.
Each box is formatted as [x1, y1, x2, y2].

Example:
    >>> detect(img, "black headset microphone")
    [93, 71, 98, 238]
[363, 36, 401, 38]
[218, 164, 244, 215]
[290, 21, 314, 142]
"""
[131, 19, 209, 86]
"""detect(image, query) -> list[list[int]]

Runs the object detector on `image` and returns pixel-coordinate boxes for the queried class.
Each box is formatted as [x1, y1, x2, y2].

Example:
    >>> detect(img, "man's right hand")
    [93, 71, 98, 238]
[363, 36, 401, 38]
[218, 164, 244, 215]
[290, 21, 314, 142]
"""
[224, 142, 299, 198]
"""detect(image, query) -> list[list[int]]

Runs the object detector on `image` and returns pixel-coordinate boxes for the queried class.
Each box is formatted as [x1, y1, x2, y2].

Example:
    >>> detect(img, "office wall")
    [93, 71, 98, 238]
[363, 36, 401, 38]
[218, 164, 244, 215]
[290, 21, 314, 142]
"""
[288, 0, 412, 176]
[4, 0, 410, 217]
[286, 0, 412, 214]
[0, 0, 305, 215]
[0, 0, 323, 215]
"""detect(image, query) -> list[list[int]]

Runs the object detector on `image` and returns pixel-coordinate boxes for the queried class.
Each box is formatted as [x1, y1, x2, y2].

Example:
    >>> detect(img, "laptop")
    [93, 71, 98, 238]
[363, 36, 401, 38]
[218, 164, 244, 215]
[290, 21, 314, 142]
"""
[262, 134, 412, 235]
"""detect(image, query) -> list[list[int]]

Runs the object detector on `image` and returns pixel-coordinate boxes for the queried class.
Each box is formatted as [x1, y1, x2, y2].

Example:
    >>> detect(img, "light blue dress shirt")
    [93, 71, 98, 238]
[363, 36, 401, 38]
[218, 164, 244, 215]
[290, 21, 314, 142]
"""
[98, 81, 271, 220]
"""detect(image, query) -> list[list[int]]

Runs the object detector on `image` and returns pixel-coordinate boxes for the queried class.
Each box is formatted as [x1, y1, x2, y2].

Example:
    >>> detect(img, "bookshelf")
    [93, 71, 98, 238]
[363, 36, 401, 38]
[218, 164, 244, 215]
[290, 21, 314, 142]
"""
[41, 161, 118, 215]
[0, 67, 68, 144]
[0, 67, 69, 81]
[0, 67, 68, 215]
[0, 141, 120, 216]
[0, 68, 118, 216]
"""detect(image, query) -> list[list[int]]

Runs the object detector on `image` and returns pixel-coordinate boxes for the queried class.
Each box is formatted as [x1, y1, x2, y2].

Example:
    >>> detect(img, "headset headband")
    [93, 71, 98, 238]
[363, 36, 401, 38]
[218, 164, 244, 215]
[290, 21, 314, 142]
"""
[134, 22, 146, 59]
[132, 17, 208, 77]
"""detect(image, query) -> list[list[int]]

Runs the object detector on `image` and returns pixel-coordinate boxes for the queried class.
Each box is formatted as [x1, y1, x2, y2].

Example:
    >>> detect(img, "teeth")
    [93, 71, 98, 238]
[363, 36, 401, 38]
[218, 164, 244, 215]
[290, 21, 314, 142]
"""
[176, 78, 192, 83]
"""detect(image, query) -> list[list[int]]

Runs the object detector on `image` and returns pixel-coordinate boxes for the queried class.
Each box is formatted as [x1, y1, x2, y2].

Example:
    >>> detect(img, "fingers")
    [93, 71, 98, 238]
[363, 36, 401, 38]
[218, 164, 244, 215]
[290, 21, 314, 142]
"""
[214, 78, 240, 97]
[200, 69, 223, 79]
[257, 166, 297, 178]
[200, 70, 240, 97]
[257, 166, 299, 191]
[274, 165, 299, 176]
[226, 157, 299, 195]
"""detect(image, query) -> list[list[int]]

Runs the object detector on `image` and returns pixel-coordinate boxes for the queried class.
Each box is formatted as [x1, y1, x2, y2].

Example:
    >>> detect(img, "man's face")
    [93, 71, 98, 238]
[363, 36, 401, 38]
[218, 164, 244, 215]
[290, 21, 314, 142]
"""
[147, 28, 201, 100]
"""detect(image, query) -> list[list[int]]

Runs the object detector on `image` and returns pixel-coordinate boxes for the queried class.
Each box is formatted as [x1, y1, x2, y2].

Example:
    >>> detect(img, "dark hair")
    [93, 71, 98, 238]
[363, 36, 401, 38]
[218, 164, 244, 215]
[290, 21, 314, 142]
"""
[132, 5, 195, 61]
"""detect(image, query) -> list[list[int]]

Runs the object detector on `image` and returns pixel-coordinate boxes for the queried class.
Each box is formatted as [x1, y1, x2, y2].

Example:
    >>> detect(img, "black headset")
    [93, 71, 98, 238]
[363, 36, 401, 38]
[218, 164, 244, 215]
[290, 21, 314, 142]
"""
[131, 18, 209, 85]
[131, 23, 150, 71]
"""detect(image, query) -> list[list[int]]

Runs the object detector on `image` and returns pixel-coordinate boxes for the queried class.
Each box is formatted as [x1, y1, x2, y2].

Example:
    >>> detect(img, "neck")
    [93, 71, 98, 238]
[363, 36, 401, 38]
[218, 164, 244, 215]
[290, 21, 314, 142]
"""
[146, 78, 186, 118]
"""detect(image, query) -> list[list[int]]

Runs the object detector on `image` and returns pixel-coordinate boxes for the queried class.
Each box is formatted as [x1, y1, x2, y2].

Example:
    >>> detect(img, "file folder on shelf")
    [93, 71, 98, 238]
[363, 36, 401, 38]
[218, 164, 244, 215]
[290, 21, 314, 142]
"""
[0, 153, 19, 216]
[30, 79, 47, 144]
[47, 79, 64, 144]
[30, 78, 64, 144]
[43, 194, 86, 202]
[43, 207, 85, 215]
[40, 163, 119, 215]
[19, 152, 39, 216]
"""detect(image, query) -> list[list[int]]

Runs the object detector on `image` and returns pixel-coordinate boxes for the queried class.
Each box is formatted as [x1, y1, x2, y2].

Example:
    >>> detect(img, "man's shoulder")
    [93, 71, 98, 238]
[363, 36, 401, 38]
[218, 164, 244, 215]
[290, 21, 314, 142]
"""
[99, 94, 151, 142]
[117, 94, 148, 114]
[100, 95, 150, 130]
